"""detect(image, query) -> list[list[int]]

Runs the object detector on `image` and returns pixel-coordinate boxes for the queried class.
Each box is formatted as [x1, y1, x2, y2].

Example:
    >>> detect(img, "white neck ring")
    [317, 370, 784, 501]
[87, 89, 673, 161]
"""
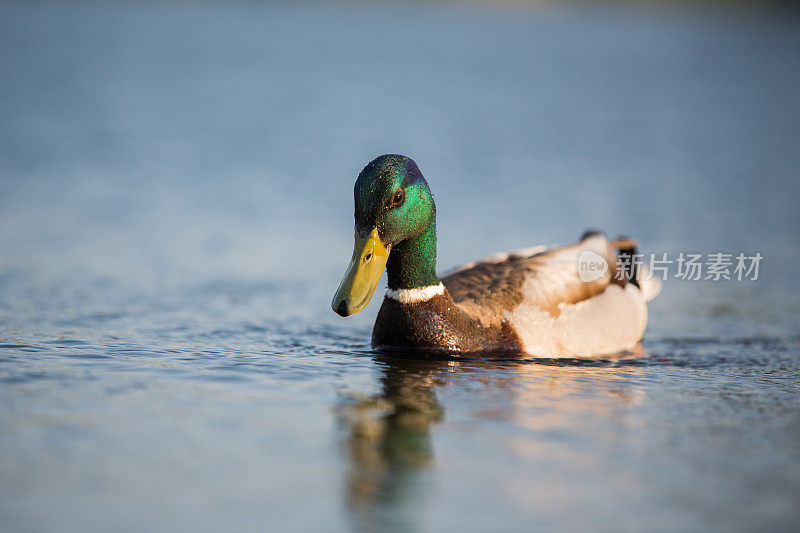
[385, 283, 445, 304]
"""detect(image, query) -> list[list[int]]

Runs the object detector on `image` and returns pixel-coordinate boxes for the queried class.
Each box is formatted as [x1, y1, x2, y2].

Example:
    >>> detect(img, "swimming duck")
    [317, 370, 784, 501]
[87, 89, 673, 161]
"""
[332, 154, 660, 357]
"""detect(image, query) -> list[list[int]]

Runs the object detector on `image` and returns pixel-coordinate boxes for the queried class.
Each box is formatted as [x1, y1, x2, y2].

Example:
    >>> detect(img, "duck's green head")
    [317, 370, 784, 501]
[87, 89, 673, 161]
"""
[332, 154, 436, 317]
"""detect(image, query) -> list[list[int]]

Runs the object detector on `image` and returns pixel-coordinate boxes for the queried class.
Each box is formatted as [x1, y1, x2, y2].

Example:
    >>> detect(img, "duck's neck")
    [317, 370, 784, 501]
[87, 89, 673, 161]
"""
[386, 215, 440, 291]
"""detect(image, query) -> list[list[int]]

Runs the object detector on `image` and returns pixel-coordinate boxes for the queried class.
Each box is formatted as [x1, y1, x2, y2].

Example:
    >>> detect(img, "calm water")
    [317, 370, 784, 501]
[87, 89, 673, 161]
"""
[1, 2, 799, 531]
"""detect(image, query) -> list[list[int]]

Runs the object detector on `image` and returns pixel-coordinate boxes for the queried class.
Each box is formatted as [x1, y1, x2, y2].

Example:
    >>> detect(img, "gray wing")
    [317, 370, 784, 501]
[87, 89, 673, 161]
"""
[441, 235, 621, 327]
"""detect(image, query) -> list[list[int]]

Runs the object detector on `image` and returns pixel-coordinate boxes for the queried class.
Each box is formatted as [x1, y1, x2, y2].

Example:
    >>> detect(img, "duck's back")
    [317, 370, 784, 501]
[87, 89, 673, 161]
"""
[441, 234, 659, 357]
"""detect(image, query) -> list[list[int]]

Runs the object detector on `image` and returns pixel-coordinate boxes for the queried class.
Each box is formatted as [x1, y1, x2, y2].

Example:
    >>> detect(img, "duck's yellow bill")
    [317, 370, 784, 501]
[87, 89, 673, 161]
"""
[332, 228, 390, 317]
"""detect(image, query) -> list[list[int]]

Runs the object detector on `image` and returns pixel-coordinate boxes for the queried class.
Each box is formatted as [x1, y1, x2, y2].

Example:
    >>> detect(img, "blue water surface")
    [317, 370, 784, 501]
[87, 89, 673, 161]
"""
[1, 2, 799, 531]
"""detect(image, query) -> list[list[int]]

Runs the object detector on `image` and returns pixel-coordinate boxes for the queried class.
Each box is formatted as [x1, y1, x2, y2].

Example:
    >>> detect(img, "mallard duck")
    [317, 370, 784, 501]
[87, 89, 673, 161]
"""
[332, 154, 660, 357]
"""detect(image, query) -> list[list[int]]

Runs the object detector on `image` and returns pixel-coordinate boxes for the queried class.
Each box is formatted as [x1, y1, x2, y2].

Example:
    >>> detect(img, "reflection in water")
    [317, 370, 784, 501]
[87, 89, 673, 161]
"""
[337, 354, 647, 531]
[337, 356, 448, 531]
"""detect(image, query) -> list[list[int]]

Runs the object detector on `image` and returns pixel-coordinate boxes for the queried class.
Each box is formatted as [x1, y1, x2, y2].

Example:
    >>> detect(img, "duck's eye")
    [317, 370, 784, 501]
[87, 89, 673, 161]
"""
[390, 189, 405, 207]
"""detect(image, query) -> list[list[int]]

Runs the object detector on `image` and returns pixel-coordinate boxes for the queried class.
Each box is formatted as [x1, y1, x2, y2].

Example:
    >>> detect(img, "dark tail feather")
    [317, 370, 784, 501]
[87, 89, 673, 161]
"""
[611, 236, 640, 288]
[611, 236, 661, 301]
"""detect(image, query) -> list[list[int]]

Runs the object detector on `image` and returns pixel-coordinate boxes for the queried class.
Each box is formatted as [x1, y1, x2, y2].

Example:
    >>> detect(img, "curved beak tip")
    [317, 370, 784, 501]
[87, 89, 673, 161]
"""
[333, 300, 350, 317]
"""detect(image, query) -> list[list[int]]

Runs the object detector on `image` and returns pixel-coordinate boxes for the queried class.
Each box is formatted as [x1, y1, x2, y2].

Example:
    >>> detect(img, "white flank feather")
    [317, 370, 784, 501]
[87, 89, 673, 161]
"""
[507, 284, 648, 358]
